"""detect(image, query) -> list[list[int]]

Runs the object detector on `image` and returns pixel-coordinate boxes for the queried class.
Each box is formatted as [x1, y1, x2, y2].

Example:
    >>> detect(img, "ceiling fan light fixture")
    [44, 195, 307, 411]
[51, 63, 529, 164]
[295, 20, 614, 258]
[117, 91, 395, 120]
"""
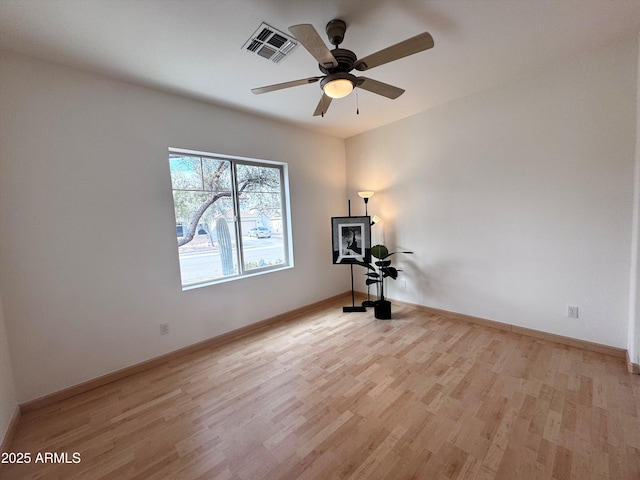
[323, 78, 353, 99]
[320, 73, 357, 99]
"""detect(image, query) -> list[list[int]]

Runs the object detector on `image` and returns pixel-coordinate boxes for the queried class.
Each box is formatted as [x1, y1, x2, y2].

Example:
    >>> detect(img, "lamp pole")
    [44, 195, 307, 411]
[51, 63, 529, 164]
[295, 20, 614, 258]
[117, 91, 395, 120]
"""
[358, 191, 376, 308]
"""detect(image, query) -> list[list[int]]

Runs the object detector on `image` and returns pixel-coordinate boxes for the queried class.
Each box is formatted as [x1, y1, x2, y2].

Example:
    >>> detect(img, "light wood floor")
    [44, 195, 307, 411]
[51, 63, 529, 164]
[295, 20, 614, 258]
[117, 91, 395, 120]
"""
[3, 298, 640, 479]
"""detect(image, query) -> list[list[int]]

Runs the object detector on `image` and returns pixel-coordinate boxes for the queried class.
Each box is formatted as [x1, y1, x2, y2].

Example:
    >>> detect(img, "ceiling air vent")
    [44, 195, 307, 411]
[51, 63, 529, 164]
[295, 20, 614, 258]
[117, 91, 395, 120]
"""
[243, 23, 297, 63]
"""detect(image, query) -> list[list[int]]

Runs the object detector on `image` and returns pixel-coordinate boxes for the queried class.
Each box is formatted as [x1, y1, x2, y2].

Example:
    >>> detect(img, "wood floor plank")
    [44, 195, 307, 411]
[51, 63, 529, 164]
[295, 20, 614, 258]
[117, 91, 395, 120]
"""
[3, 297, 640, 479]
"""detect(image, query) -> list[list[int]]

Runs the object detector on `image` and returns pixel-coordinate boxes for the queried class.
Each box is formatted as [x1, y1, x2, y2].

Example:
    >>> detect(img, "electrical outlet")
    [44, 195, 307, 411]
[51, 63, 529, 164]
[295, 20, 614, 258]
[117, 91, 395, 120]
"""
[567, 305, 579, 319]
[401, 280, 407, 289]
[160, 323, 169, 335]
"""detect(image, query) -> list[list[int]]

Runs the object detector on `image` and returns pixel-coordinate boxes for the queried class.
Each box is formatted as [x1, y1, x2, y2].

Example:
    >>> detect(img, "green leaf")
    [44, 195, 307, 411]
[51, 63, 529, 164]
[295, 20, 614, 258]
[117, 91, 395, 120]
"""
[370, 244, 389, 259]
[382, 267, 398, 279]
[366, 279, 381, 285]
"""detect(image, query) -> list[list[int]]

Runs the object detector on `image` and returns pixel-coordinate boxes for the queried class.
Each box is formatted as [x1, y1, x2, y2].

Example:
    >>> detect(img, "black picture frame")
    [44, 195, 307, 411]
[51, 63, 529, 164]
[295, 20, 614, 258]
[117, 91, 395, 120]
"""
[331, 216, 371, 264]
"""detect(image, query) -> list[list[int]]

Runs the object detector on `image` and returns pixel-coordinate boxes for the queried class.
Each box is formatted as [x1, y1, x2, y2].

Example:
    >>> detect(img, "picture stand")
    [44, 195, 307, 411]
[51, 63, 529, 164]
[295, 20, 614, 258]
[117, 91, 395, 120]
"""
[331, 200, 370, 313]
[343, 263, 366, 312]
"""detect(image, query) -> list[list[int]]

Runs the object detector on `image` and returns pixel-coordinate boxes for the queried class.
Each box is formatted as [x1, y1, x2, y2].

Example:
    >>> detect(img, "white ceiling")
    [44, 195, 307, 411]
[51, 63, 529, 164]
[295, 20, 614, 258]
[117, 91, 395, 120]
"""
[1, 0, 639, 139]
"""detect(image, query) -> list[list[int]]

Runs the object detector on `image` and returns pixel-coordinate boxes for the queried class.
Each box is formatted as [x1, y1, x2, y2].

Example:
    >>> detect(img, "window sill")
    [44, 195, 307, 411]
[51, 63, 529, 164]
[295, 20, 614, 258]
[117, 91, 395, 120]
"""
[181, 263, 294, 291]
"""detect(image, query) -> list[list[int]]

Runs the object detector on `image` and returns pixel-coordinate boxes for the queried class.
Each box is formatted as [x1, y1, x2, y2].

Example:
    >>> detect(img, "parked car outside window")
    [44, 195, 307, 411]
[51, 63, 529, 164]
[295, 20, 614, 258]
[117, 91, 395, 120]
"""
[248, 227, 271, 238]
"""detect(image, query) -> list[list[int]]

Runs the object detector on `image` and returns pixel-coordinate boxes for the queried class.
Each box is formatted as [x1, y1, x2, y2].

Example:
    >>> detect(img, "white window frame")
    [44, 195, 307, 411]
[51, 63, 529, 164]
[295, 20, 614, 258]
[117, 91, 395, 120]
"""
[169, 147, 294, 290]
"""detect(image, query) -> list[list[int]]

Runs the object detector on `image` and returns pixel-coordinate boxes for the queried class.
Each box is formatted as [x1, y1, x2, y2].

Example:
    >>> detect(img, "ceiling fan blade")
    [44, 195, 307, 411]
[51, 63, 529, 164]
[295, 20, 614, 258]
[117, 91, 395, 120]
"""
[289, 24, 338, 69]
[356, 77, 405, 99]
[251, 76, 322, 95]
[313, 93, 333, 117]
[354, 32, 434, 71]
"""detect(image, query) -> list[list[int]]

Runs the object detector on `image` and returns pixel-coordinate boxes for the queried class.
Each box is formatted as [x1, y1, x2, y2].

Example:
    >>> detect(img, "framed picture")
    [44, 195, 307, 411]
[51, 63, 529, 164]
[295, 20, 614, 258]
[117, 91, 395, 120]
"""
[331, 216, 371, 264]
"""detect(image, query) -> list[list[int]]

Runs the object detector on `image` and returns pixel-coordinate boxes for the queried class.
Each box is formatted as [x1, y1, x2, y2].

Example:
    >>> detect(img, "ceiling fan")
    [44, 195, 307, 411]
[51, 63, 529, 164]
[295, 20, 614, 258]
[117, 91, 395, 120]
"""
[251, 19, 434, 116]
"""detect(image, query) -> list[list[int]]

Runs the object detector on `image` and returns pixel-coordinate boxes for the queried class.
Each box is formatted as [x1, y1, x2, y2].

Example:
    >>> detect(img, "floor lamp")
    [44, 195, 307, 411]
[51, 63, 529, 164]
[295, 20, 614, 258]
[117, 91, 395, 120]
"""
[358, 191, 377, 308]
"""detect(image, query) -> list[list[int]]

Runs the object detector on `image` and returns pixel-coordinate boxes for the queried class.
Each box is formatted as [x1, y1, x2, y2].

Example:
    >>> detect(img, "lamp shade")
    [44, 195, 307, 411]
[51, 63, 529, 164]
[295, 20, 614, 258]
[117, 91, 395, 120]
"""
[357, 191, 375, 199]
[372, 215, 381, 224]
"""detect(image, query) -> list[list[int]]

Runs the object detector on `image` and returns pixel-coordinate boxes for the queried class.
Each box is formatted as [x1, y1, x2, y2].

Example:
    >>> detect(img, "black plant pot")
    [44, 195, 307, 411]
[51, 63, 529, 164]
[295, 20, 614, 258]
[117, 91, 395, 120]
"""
[374, 300, 392, 320]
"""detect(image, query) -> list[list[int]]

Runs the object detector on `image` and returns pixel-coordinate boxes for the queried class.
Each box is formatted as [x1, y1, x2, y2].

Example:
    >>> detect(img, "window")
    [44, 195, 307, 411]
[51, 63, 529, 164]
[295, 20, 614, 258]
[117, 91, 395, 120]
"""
[168, 148, 292, 290]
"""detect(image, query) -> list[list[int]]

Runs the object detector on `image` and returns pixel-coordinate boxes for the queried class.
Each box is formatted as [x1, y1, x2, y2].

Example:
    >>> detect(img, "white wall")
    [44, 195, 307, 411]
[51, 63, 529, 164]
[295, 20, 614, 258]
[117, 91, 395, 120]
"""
[0, 293, 18, 447]
[346, 39, 638, 348]
[0, 51, 348, 403]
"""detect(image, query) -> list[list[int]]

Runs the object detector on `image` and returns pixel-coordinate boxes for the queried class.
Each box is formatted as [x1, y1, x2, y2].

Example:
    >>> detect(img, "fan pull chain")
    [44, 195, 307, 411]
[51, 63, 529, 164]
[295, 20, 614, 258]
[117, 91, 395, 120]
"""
[356, 87, 360, 115]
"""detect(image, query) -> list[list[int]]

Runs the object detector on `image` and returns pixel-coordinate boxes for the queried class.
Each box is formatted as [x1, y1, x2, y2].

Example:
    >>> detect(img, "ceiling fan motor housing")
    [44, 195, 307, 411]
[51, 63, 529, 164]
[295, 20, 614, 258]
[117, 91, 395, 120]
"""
[319, 48, 357, 74]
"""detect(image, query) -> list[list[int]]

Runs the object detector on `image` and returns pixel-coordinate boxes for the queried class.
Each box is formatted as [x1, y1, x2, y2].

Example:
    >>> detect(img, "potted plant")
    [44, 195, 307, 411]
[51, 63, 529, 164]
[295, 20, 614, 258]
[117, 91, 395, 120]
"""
[356, 244, 413, 319]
